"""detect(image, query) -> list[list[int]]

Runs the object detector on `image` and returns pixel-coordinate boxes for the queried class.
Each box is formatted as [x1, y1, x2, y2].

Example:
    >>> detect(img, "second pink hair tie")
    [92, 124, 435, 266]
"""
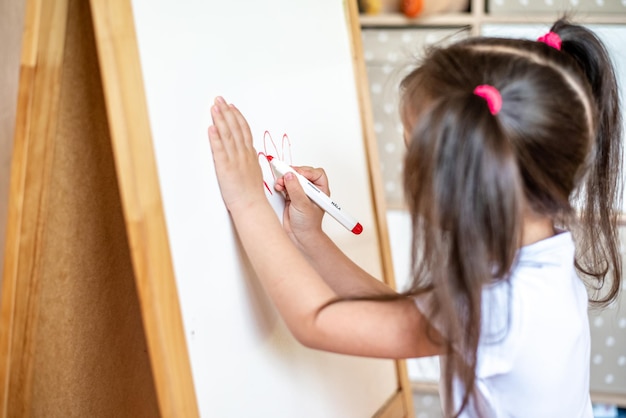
[474, 84, 502, 115]
[537, 31, 562, 50]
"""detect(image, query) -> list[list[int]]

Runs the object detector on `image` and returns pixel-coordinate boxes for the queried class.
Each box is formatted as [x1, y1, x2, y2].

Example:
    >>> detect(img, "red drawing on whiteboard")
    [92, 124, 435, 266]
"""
[258, 131, 293, 196]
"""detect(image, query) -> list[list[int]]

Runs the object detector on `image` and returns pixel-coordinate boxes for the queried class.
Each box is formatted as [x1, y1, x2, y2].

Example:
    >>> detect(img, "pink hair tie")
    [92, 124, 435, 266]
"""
[474, 84, 502, 115]
[537, 31, 562, 50]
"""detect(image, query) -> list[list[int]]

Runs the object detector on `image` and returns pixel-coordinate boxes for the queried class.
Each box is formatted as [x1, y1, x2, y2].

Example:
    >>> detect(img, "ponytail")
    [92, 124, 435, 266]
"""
[403, 91, 523, 416]
[551, 19, 623, 305]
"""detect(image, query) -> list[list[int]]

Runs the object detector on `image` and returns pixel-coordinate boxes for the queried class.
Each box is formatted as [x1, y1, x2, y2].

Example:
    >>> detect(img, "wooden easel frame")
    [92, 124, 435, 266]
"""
[0, 0, 413, 416]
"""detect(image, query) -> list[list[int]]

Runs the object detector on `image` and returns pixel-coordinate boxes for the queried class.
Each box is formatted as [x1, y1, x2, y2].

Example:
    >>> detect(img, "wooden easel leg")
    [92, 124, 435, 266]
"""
[0, 0, 71, 413]
[0, 0, 161, 415]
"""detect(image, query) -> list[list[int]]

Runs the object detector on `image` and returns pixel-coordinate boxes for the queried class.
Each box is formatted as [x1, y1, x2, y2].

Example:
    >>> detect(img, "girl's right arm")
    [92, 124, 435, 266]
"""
[208, 96, 442, 358]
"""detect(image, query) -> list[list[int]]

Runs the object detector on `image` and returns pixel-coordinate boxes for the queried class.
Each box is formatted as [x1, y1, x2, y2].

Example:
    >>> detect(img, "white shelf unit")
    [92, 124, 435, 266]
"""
[359, 0, 626, 34]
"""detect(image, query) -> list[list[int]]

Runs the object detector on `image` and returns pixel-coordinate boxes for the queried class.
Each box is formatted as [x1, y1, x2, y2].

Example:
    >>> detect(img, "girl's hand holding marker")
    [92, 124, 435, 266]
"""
[268, 155, 362, 235]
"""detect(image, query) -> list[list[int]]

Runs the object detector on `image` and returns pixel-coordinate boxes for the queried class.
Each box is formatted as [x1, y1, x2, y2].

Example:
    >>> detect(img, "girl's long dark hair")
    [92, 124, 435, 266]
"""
[398, 18, 622, 417]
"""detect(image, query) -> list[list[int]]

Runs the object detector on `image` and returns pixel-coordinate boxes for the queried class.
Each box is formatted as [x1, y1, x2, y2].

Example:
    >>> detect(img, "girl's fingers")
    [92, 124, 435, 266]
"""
[274, 166, 330, 196]
[210, 101, 231, 152]
[293, 166, 330, 194]
[207, 97, 266, 212]
[207, 124, 222, 152]
[210, 96, 245, 154]
[282, 172, 309, 205]
[229, 104, 254, 151]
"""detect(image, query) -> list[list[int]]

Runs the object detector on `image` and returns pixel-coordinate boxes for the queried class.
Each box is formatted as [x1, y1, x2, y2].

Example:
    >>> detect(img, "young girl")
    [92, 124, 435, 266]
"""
[207, 18, 622, 418]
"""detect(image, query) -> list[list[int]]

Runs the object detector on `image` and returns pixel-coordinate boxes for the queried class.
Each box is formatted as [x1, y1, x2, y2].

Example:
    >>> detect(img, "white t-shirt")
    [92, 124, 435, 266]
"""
[416, 232, 593, 417]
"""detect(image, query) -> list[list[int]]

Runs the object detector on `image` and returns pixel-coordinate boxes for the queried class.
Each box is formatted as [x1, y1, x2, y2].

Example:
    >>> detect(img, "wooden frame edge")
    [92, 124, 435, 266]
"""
[345, 0, 415, 417]
[374, 391, 407, 418]
[88, 0, 199, 416]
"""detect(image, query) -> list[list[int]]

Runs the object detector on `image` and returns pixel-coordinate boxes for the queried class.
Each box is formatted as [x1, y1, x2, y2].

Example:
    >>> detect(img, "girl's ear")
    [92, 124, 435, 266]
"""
[402, 124, 412, 148]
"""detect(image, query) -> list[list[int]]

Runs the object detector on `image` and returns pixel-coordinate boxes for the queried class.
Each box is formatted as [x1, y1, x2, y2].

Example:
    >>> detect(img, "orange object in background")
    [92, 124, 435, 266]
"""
[402, 0, 423, 17]
[401, 0, 469, 18]
[359, 0, 469, 18]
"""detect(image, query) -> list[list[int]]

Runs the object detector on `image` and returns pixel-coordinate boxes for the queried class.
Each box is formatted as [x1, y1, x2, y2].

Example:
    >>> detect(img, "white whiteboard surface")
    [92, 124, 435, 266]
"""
[130, 1, 398, 417]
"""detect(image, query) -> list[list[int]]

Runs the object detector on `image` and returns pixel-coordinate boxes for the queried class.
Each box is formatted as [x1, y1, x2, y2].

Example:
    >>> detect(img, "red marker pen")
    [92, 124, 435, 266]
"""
[267, 156, 363, 235]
